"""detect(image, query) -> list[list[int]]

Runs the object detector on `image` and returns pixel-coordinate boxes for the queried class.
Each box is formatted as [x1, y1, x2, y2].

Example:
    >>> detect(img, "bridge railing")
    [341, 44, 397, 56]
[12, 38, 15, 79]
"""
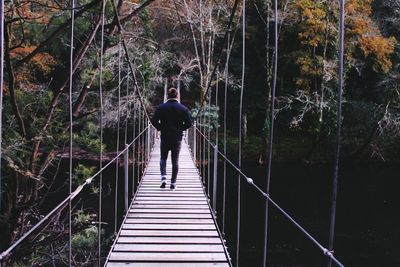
[186, 123, 345, 267]
[0, 123, 156, 266]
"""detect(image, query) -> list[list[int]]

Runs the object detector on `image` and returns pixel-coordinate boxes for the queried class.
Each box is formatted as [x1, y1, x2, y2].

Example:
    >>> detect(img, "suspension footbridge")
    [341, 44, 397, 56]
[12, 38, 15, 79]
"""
[105, 139, 230, 266]
[0, 0, 350, 266]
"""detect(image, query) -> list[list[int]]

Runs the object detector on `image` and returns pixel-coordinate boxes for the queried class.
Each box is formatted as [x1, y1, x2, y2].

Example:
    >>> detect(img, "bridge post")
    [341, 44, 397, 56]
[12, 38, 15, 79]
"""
[124, 144, 129, 212]
[212, 145, 218, 215]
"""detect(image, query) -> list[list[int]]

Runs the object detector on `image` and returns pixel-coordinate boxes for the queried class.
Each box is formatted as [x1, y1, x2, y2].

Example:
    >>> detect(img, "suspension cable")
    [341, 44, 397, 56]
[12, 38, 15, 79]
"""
[124, 61, 129, 146]
[222, 30, 230, 236]
[68, 0, 75, 264]
[114, 40, 122, 234]
[110, 0, 150, 121]
[328, 1, 345, 266]
[194, 0, 241, 119]
[0, 0, 4, 214]
[263, 0, 278, 265]
[0, 126, 150, 264]
[98, 0, 107, 264]
[235, 1, 246, 265]
[194, 126, 345, 267]
[132, 89, 136, 194]
[207, 91, 211, 196]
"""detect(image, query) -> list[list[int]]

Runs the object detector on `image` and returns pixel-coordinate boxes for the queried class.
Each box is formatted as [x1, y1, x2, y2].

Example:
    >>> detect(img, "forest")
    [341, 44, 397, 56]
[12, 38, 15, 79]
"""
[0, 0, 399, 266]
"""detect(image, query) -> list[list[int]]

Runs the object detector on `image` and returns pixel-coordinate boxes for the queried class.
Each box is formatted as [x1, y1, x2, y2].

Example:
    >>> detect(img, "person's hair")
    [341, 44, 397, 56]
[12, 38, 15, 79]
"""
[168, 88, 178, 99]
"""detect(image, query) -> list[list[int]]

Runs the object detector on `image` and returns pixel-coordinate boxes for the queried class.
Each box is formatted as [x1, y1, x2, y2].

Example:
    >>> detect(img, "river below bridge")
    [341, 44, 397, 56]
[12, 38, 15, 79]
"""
[42, 159, 399, 267]
[220, 162, 400, 267]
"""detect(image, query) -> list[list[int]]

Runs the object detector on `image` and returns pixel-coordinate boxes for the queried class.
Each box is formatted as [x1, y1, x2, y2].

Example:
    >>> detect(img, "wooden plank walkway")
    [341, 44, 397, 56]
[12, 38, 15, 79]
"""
[105, 139, 230, 267]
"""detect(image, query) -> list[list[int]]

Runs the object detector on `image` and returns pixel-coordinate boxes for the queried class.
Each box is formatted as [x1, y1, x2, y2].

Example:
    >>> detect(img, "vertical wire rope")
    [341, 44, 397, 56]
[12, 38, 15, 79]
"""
[124, 63, 129, 197]
[68, 0, 75, 264]
[138, 108, 142, 180]
[328, 1, 345, 266]
[236, 0, 246, 265]
[214, 70, 219, 211]
[132, 92, 136, 194]
[125, 63, 129, 144]
[142, 111, 145, 175]
[222, 31, 231, 236]
[207, 91, 211, 196]
[0, 0, 4, 214]
[202, 112, 206, 183]
[114, 41, 122, 234]
[263, 0, 278, 265]
[98, 0, 107, 264]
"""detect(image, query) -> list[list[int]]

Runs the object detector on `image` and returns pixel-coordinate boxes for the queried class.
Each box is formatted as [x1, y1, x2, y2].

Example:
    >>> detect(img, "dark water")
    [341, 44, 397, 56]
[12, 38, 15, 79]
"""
[38, 159, 400, 267]
[210, 162, 400, 267]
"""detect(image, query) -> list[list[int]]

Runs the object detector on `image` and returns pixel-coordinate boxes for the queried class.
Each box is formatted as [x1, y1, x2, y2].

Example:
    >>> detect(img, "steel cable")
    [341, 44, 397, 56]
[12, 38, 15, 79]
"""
[110, 0, 150, 121]
[328, 1, 345, 266]
[0, 126, 149, 264]
[0, 0, 3, 215]
[98, 0, 107, 264]
[195, 0, 241, 119]
[235, 0, 246, 265]
[194, 126, 345, 267]
[114, 41, 122, 234]
[68, 0, 75, 264]
[263, 0, 278, 265]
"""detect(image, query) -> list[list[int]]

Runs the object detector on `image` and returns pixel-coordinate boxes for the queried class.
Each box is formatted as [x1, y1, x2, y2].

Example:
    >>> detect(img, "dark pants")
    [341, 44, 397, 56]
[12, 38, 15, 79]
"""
[160, 139, 182, 184]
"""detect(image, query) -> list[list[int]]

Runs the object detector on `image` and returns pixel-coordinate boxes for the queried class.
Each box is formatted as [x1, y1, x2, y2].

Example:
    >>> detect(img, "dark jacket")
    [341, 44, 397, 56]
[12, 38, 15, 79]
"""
[151, 99, 192, 142]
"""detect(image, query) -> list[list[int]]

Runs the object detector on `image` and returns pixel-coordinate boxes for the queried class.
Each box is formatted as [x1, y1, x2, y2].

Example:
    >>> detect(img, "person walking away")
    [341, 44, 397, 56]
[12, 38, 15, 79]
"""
[151, 88, 192, 190]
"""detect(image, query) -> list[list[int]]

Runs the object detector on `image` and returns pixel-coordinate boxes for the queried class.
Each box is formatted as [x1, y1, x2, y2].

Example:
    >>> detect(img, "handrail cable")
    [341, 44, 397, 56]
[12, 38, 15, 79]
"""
[194, 0, 241, 119]
[110, 0, 151, 121]
[68, 0, 76, 264]
[328, 1, 345, 266]
[236, 1, 246, 265]
[0, 126, 150, 263]
[194, 126, 344, 267]
[263, 0, 278, 265]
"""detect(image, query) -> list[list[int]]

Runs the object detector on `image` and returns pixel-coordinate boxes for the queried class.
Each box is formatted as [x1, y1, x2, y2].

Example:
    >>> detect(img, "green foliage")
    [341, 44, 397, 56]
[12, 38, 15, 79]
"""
[73, 164, 96, 186]
[74, 122, 106, 154]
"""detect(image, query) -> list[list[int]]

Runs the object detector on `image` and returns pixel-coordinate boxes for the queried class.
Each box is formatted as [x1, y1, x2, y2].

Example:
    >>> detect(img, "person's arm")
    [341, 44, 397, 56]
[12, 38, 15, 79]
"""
[182, 108, 193, 131]
[151, 107, 161, 130]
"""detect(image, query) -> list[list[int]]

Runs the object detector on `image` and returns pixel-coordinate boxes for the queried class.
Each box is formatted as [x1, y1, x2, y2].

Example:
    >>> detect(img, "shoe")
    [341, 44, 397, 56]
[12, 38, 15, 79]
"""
[160, 178, 167, 188]
[170, 183, 176, 190]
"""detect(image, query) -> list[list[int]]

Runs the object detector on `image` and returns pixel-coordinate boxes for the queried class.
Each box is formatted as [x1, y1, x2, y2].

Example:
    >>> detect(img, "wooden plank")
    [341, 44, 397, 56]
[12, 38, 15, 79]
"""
[108, 252, 227, 262]
[134, 197, 207, 201]
[113, 244, 224, 252]
[126, 213, 212, 219]
[132, 205, 209, 209]
[105, 140, 230, 266]
[124, 218, 214, 224]
[138, 192, 204, 196]
[120, 230, 219, 237]
[140, 185, 203, 188]
[136, 194, 206, 198]
[133, 201, 207, 205]
[115, 236, 223, 244]
[122, 224, 216, 230]
[130, 209, 210, 214]
[107, 262, 230, 267]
